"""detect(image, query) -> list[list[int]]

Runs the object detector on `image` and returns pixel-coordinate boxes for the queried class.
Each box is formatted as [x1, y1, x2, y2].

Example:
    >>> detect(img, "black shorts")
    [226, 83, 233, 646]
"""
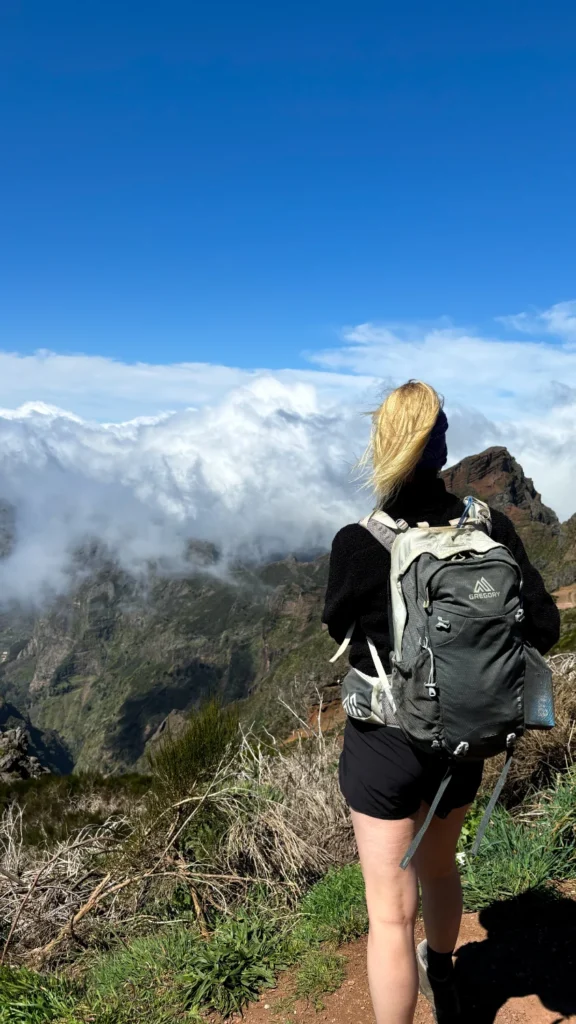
[339, 718, 483, 821]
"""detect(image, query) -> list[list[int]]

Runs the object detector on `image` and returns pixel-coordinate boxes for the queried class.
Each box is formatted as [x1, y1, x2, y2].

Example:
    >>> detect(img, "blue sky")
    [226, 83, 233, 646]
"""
[2, 0, 576, 367]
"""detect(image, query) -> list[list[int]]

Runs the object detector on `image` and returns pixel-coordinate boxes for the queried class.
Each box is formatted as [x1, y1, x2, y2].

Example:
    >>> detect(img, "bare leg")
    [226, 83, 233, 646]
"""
[413, 803, 470, 954]
[351, 809, 419, 1024]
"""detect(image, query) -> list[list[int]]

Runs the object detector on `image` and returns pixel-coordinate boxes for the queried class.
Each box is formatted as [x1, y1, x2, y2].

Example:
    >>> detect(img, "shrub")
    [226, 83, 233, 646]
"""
[483, 654, 576, 805]
[0, 773, 150, 849]
[147, 700, 240, 801]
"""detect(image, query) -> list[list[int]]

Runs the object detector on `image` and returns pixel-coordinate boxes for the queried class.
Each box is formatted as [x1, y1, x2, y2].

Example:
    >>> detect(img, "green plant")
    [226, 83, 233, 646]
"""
[181, 914, 291, 1015]
[461, 773, 576, 910]
[0, 966, 79, 1024]
[295, 949, 346, 1008]
[86, 927, 198, 1000]
[0, 773, 150, 849]
[298, 863, 368, 944]
[457, 801, 485, 852]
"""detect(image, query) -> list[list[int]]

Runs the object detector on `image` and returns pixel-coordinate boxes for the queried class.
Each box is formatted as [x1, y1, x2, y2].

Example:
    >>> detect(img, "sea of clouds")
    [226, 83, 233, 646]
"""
[1, 301, 575, 603]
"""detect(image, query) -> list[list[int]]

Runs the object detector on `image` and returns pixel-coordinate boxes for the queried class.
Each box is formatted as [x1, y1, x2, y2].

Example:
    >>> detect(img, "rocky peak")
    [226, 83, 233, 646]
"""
[442, 447, 559, 531]
[0, 725, 50, 783]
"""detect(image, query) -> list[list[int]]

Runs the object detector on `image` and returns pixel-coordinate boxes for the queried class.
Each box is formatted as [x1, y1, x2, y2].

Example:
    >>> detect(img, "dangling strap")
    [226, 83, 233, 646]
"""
[329, 623, 355, 664]
[400, 769, 453, 870]
[366, 635, 397, 715]
[470, 748, 514, 857]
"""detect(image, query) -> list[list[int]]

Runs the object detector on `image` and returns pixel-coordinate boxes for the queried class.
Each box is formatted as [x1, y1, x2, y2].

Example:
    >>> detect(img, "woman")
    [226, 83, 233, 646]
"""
[322, 381, 560, 1024]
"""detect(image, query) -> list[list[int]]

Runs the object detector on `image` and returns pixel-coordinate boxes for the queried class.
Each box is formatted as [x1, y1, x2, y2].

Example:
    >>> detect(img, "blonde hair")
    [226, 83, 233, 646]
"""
[361, 380, 444, 505]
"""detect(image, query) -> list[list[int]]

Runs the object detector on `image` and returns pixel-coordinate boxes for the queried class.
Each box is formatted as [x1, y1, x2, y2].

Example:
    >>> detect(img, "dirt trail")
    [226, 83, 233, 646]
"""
[243, 906, 576, 1024]
[553, 585, 576, 610]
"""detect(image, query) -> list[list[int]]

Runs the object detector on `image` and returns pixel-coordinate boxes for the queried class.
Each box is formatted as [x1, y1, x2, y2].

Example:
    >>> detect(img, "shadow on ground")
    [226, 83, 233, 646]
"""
[455, 889, 576, 1023]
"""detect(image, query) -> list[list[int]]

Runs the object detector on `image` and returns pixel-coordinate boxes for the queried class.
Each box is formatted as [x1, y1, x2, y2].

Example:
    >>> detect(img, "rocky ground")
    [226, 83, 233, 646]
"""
[243, 898, 576, 1024]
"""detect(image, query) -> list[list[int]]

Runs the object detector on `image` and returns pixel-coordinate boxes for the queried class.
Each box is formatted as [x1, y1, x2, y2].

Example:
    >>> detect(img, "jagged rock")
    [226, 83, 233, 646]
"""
[0, 725, 50, 783]
[442, 447, 559, 529]
[442, 447, 570, 588]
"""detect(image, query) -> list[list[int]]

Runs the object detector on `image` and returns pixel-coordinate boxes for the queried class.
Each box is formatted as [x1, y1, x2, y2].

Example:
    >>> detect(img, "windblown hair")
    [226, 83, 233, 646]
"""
[361, 380, 444, 505]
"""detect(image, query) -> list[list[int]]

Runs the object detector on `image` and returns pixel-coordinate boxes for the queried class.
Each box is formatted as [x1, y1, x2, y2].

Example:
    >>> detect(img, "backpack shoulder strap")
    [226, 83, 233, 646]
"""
[359, 510, 408, 551]
[329, 510, 405, 667]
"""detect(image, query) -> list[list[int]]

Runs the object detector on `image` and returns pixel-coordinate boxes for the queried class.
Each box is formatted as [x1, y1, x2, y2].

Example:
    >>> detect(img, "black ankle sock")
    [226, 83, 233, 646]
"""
[426, 945, 454, 980]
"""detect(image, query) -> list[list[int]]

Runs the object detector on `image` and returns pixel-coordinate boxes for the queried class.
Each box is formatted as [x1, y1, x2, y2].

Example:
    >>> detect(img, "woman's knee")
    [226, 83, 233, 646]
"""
[367, 900, 418, 932]
[364, 874, 419, 931]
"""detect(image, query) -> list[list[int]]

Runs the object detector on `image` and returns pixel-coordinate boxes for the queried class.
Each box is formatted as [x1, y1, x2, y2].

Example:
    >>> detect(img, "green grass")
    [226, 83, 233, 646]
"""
[461, 770, 576, 910]
[86, 928, 198, 1001]
[295, 950, 347, 1009]
[297, 863, 368, 944]
[0, 967, 79, 1024]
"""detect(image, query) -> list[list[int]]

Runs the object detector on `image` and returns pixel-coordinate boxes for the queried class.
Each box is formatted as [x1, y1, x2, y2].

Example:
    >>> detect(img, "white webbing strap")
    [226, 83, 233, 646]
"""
[366, 635, 397, 715]
[329, 623, 355, 663]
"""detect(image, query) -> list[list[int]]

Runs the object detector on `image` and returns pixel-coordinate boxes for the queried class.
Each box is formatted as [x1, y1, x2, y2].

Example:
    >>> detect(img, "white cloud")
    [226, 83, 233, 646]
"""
[0, 379, 370, 602]
[1, 301, 576, 602]
[0, 351, 376, 422]
[497, 300, 576, 345]
[309, 315, 576, 520]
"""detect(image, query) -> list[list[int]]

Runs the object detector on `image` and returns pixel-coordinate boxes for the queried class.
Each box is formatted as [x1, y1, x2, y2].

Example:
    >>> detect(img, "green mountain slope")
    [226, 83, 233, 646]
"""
[0, 553, 338, 772]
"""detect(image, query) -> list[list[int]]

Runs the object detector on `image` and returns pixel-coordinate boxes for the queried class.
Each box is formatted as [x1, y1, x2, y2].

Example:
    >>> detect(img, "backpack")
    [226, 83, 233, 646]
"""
[330, 495, 555, 867]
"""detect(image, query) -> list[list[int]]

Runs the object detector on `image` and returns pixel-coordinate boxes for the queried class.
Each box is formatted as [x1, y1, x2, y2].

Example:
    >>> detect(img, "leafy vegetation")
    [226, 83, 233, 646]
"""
[0, 772, 150, 847]
[0, 967, 77, 1024]
[181, 914, 291, 1016]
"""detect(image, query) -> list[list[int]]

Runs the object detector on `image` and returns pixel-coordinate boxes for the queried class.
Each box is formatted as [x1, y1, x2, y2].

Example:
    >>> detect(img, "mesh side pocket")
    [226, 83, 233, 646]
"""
[341, 668, 384, 724]
[523, 644, 555, 730]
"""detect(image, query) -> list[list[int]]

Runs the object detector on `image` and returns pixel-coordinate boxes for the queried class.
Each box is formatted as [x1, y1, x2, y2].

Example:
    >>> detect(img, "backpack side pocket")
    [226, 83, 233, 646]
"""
[523, 645, 555, 730]
[390, 650, 443, 751]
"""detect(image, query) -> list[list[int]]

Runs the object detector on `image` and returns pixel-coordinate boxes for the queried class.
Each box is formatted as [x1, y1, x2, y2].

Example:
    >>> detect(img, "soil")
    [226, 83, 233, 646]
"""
[242, 898, 576, 1024]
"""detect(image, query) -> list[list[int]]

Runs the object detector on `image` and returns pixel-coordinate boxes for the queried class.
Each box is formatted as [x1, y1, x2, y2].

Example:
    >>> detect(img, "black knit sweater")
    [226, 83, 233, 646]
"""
[322, 472, 561, 675]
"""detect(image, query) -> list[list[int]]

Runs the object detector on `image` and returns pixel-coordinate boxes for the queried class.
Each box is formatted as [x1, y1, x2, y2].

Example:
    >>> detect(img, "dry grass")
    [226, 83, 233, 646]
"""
[0, 806, 127, 962]
[0, 718, 353, 965]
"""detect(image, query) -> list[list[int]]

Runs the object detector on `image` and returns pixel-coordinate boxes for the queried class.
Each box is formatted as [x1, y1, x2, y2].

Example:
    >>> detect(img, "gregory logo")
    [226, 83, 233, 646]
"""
[470, 577, 500, 600]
